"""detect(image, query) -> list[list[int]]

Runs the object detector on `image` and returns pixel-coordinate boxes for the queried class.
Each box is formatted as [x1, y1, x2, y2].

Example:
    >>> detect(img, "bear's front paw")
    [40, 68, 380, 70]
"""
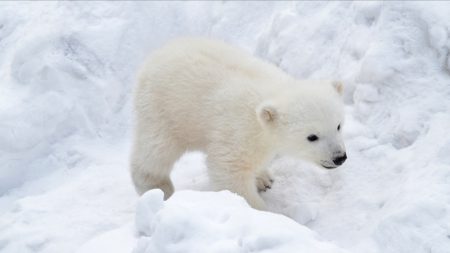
[256, 170, 274, 192]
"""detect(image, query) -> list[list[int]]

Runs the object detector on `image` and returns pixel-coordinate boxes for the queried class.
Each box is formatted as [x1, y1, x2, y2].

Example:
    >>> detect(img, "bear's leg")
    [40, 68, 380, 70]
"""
[206, 155, 266, 210]
[256, 169, 274, 192]
[130, 132, 183, 200]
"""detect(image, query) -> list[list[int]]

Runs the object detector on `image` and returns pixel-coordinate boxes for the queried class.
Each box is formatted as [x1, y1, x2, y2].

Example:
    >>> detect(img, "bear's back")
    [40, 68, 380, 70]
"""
[134, 38, 290, 149]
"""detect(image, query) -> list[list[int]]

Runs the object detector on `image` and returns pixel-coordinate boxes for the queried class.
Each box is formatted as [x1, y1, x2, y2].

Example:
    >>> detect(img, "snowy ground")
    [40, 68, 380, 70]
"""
[1, 2, 450, 253]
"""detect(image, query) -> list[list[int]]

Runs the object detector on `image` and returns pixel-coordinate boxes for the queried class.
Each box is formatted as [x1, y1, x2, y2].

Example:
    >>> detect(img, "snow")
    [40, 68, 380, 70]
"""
[1, 2, 450, 253]
[133, 190, 347, 253]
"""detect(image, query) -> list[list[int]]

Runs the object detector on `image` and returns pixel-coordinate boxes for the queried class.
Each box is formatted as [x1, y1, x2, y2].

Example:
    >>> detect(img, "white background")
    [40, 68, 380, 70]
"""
[1, 2, 450, 253]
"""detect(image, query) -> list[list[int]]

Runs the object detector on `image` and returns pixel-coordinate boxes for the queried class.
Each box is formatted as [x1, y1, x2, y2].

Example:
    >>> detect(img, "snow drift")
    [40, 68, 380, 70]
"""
[1, 2, 450, 253]
[134, 190, 348, 253]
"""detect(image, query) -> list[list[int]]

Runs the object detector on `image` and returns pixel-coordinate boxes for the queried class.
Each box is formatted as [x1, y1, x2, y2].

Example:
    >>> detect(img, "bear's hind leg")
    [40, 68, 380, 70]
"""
[130, 132, 184, 200]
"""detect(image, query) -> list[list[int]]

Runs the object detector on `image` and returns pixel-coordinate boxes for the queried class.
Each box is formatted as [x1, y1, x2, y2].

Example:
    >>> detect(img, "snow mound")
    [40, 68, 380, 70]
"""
[134, 190, 347, 253]
[1, 2, 450, 253]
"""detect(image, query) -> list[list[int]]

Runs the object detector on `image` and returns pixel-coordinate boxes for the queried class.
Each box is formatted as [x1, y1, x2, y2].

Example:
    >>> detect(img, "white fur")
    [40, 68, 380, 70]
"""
[130, 38, 346, 210]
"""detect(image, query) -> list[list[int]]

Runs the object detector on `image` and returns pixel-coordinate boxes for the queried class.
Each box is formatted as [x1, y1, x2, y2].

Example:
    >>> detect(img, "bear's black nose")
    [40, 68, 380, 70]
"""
[333, 153, 347, 166]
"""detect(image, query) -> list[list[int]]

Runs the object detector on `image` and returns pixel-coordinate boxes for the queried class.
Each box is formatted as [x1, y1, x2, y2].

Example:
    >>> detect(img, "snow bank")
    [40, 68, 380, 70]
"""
[1, 2, 450, 253]
[134, 190, 347, 253]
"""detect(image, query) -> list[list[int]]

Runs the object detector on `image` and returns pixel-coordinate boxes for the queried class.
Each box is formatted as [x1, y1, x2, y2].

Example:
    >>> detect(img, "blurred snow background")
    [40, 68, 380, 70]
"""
[1, 1, 450, 253]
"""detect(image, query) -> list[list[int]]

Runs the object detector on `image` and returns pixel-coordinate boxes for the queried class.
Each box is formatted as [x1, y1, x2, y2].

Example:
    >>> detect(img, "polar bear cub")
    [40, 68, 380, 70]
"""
[130, 38, 346, 210]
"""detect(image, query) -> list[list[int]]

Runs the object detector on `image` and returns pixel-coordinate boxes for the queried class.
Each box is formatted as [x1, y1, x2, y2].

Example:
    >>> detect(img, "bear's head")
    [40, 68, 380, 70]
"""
[257, 81, 346, 169]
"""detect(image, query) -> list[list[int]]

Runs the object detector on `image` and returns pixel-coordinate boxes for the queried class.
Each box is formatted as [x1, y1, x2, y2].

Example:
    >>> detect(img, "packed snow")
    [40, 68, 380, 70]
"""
[133, 190, 348, 253]
[1, 2, 450, 253]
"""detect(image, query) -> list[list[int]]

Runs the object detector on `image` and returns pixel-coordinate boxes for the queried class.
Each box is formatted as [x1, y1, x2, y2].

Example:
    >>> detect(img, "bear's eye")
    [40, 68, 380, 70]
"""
[337, 124, 341, 131]
[307, 134, 319, 142]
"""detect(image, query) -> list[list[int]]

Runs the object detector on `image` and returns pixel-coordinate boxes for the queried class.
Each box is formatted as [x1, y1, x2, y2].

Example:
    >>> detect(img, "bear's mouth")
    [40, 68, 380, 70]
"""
[322, 164, 337, 169]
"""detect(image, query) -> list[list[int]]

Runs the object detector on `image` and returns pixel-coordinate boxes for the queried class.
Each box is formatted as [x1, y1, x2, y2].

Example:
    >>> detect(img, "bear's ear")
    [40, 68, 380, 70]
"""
[332, 81, 344, 96]
[257, 104, 278, 124]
